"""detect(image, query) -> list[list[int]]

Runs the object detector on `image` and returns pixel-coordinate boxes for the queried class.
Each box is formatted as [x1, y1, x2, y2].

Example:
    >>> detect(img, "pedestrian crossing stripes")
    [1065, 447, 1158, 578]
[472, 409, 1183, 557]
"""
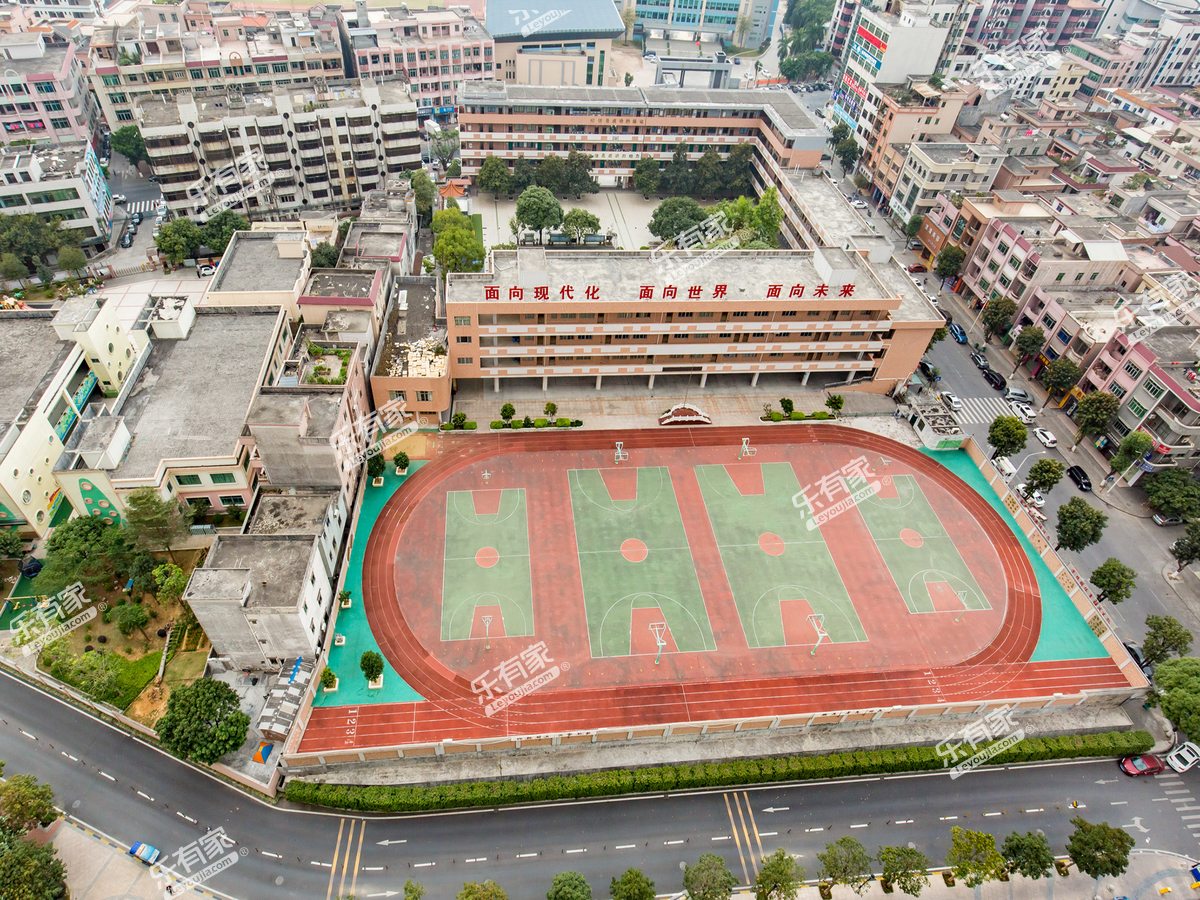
[952, 396, 1015, 425]
[118, 199, 162, 215]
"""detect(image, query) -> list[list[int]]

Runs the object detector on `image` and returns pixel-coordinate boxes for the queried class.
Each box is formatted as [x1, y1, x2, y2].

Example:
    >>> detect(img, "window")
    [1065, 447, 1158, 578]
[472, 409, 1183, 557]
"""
[1128, 399, 1149, 418]
[454, 315, 470, 326]
[457, 357, 473, 365]
[389, 390, 406, 401]
[219, 495, 244, 507]
[1112, 419, 1130, 437]
[417, 391, 432, 402]
[1124, 362, 1143, 379]
[210, 472, 235, 484]
[456, 335, 472, 343]
[1111, 383, 1127, 399]
[116, 110, 133, 121]
[1144, 379, 1166, 399]
[186, 497, 208, 509]
[175, 474, 201, 486]
[1055, 273, 1065, 282]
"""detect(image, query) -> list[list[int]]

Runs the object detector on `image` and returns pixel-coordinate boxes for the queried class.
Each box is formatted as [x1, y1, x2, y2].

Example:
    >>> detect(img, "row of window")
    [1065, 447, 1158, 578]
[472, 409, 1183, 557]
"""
[176, 472, 237, 487]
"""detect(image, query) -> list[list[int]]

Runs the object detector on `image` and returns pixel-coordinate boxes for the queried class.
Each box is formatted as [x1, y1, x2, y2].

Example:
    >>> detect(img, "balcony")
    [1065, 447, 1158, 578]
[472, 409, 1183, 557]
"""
[1156, 407, 1200, 437]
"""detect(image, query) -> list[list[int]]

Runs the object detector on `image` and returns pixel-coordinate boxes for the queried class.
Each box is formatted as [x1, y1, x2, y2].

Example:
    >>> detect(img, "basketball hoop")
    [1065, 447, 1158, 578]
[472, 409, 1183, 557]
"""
[615, 441, 630, 464]
[808, 613, 829, 656]
[481, 614, 493, 650]
[739, 437, 757, 460]
[649, 621, 668, 665]
[954, 590, 970, 623]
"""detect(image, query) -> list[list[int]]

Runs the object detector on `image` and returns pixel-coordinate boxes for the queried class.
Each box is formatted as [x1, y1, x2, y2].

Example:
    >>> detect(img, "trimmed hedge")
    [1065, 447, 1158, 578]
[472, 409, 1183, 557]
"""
[535, 418, 549, 428]
[285, 730, 1151, 813]
[491, 421, 504, 429]
[556, 417, 571, 427]
[791, 411, 806, 420]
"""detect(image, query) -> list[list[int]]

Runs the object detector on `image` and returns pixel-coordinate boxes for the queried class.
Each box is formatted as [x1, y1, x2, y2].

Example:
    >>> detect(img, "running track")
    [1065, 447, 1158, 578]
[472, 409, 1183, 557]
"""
[300, 427, 1132, 753]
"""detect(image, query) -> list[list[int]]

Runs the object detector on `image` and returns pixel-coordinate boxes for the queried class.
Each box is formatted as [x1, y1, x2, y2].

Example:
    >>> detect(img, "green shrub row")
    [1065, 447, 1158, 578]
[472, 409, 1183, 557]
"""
[439, 421, 478, 431]
[489, 419, 583, 429]
[762, 411, 834, 422]
[286, 730, 1151, 813]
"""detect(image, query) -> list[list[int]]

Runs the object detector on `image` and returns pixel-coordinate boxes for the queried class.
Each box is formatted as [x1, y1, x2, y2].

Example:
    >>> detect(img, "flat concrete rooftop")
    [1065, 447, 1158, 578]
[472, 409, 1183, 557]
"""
[785, 171, 875, 247]
[248, 491, 335, 535]
[0, 313, 69, 430]
[211, 232, 306, 294]
[304, 271, 374, 299]
[188, 535, 313, 609]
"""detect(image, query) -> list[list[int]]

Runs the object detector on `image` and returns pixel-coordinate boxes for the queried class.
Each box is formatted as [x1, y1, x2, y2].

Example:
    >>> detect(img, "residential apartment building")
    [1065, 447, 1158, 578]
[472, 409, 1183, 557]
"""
[1096, 0, 1198, 37]
[1009, 282, 1135, 383]
[1124, 12, 1200, 88]
[828, 0, 861, 60]
[485, 4, 623, 87]
[889, 141, 1007, 221]
[88, 5, 346, 130]
[1127, 119, 1200, 187]
[10, 0, 102, 23]
[0, 141, 111, 253]
[0, 32, 95, 146]
[961, 0, 1104, 51]
[629, 0, 778, 50]
[135, 79, 420, 222]
[342, 3, 494, 119]
[915, 189, 1053, 263]
[1064, 37, 1144, 98]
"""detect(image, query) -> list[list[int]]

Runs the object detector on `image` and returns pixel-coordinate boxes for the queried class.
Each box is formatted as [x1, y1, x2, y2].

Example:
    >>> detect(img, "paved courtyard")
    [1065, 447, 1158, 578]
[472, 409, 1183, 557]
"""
[473, 189, 660, 250]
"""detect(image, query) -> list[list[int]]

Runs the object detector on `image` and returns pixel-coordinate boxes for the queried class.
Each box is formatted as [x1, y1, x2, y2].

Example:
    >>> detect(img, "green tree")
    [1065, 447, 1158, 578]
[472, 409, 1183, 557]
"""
[633, 155, 660, 197]
[125, 485, 192, 562]
[1054, 497, 1108, 553]
[1070, 391, 1121, 450]
[0, 773, 56, 833]
[1011, 326, 1046, 375]
[1146, 468, 1200, 519]
[360, 650, 385, 683]
[835, 138, 861, 174]
[735, 12, 752, 44]
[1171, 520, 1200, 571]
[662, 141, 693, 195]
[649, 196, 708, 242]
[825, 394, 845, 417]
[1000, 831, 1053, 880]
[611, 869, 655, 900]
[1110, 430, 1154, 477]
[563, 208, 602, 242]
[817, 836, 873, 895]
[432, 207, 471, 236]
[311, 241, 339, 268]
[1088, 558, 1136, 604]
[410, 169, 436, 223]
[621, 5, 636, 39]
[564, 148, 599, 198]
[110, 124, 147, 165]
[1026, 458, 1065, 494]
[0, 831, 66, 900]
[945, 826, 1007, 888]
[1156, 657, 1200, 734]
[1041, 358, 1082, 409]
[0, 252, 28, 288]
[904, 215, 923, 238]
[981, 297, 1017, 341]
[756, 848, 804, 900]
[155, 677, 250, 764]
[683, 852, 738, 900]
[447, 160, 462, 178]
[830, 121, 851, 146]
[0, 529, 22, 558]
[987, 415, 1027, 459]
[935, 245, 966, 279]
[405, 879, 427, 900]
[724, 144, 755, 198]
[515, 186, 564, 243]
[200, 210, 249, 255]
[433, 227, 485, 279]
[547, 871, 591, 900]
[694, 148, 725, 198]
[432, 129, 460, 169]
[35, 515, 128, 595]
[1143, 615, 1193, 666]
[1065, 817, 1134, 881]
[926, 325, 948, 353]
[116, 602, 150, 638]
[753, 186, 784, 244]
[876, 845, 930, 897]
[0, 213, 72, 268]
[511, 156, 536, 194]
[459, 881, 508, 900]
[478, 155, 511, 196]
[154, 218, 204, 264]
[56, 246, 87, 278]
[153, 563, 188, 606]
[500, 402, 515, 422]
[536, 154, 566, 194]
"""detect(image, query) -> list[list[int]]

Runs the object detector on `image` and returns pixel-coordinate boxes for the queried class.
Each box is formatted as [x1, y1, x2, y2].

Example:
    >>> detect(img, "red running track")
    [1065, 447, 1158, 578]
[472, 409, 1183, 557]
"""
[300, 427, 1130, 754]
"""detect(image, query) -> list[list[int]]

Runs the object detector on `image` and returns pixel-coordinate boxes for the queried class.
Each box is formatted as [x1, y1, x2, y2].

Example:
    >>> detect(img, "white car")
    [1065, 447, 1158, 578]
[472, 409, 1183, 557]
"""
[1016, 483, 1045, 508]
[197, 264, 216, 277]
[1167, 741, 1200, 772]
[112, 193, 126, 204]
[1033, 427, 1058, 448]
[1010, 402, 1036, 424]
[850, 199, 869, 209]
[940, 391, 962, 411]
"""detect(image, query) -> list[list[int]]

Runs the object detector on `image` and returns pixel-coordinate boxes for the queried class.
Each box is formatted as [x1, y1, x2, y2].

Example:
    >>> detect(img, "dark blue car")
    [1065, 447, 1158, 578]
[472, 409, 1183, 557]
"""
[949, 323, 967, 344]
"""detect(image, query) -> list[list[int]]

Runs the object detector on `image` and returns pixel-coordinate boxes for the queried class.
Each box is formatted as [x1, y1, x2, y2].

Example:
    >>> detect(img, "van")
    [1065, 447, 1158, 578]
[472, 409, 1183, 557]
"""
[994, 456, 1016, 484]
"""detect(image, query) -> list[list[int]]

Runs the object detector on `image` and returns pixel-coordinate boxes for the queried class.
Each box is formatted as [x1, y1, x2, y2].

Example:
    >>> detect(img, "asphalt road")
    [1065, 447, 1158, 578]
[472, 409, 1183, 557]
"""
[1, 669, 1197, 900]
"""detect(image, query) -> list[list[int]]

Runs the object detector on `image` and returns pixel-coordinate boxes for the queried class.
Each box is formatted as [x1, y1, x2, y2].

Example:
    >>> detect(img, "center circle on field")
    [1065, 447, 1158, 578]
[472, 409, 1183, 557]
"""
[900, 528, 924, 548]
[759, 532, 786, 556]
[621, 538, 648, 562]
[475, 547, 500, 568]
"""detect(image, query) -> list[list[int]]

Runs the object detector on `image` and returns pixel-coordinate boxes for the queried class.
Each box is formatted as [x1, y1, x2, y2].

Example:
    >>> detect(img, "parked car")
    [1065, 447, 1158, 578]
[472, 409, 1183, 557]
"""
[131, 212, 142, 225]
[1123, 642, 1144, 670]
[1004, 387, 1033, 403]
[1016, 483, 1045, 508]
[1120, 753, 1166, 776]
[1154, 513, 1186, 526]
[197, 264, 216, 277]
[148, 174, 159, 183]
[850, 199, 869, 209]
[1067, 465, 1092, 491]
[950, 323, 968, 344]
[970, 351, 989, 369]
[907, 264, 928, 273]
[940, 308, 953, 325]
[1167, 742, 1200, 772]
[918, 359, 937, 379]
[983, 369, 1006, 390]
[1010, 402, 1035, 424]
[1033, 427, 1058, 448]
[112, 193, 126, 204]
[120, 234, 133, 248]
[940, 391, 963, 411]
[19, 556, 40, 578]
[129, 842, 161, 864]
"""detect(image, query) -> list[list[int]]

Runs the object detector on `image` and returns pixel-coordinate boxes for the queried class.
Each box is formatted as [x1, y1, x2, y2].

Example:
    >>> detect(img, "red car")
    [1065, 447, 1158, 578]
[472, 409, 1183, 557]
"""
[907, 264, 928, 273]
[1120, 754, 1166, 776]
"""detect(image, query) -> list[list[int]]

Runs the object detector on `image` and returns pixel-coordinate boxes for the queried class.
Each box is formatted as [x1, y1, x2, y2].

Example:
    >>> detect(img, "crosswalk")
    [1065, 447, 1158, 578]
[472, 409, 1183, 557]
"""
[952, 395, 1015, 425]
[118, 199, 161, 215]
[1155, 770, 1200, 849]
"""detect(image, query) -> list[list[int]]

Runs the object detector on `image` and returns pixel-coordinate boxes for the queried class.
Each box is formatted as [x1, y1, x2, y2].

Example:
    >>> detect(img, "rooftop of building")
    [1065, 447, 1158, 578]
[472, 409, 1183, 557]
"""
[785, 170, 878, 245]
[0, 142, 90, 177]
[348, 226, 410, 261]
[1142, 325, 1200, 367]
[209, 231, 307, 294]
[109, 308, 280, 480]
[912, 141, 1005, 165]
[303, 270, 375, 300]
[484, 2, 623, 40]
[0, 312, 69, 430]
[186, 534, 313, 610]
[375, 277, 440, 378]
[248, 490, 336, 535]
[1150, 192, 1200, 216]
[358, 183, 415, 223]
[870, 260, 946, 322]
[246, 392, 342, 439]
[0, 36, 69, 76]
[321, 309, 373, 335]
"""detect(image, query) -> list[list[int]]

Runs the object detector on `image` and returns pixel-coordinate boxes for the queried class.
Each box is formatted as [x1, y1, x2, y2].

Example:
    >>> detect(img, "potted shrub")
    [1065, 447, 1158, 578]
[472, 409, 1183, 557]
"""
[361, 650, 384, 689]
[367, 453, 386, 486]
[320, 666, 338, 693]
[339, 589, 352, 609]
[333, 633, 346, 646]
[395, 451, 410, 476]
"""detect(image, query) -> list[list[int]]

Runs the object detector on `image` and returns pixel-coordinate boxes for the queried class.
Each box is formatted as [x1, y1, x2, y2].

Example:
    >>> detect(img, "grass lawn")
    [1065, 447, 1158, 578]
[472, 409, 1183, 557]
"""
[471, 213, 483, 246]
[164, 649, 208, 688]
[127, 649, 209, 727]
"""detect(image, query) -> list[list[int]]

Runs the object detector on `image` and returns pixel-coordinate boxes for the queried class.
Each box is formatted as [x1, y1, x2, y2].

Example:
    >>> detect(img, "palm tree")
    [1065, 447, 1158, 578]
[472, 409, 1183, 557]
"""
[753, 60, 763, 83]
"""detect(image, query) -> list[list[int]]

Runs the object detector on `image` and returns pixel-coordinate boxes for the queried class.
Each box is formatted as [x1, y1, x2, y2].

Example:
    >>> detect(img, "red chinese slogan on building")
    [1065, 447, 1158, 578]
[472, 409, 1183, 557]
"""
[481, 284, 857, 301]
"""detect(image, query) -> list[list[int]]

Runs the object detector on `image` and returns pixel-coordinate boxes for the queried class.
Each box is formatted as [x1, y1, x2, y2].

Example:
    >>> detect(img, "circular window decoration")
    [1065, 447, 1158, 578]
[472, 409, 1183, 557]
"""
[108, 343, 114, 354]
[21, 490, 31, 504]
[11, 468, 17, 477]
[91, 509, 102, 516]
[36, 510, 45, 524]
[126, 348, 132, 359]
[99, 500, 110, 508]
[84, 497, 93, 504]
[0, 511, 7, 518]
[80, 480, 92, 490]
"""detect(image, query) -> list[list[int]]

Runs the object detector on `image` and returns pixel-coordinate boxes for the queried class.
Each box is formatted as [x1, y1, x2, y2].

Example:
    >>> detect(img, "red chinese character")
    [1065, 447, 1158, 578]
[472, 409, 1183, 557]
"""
[664, 285, 677, 299]
[839, 284, 855, 297]
[767, 284, 782, 298]
[713, 284, 727, 298]
[560, 285, 574, 300]
[639, 285, 654, 299]
[815, 284, 829, 297]
[789, 284, 804, 297]
[509, 286, 523, 300]
[485, 286, 499, 300]
[688, 285, 703, 299]
[534, 286, 549, 300]
[585, 285, 599, 299]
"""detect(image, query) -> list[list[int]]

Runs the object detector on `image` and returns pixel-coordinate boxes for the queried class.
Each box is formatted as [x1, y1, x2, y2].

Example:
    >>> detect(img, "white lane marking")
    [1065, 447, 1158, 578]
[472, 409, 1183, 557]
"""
[567, 849, 586, 854]
[1024, 808, 1043, 813]
[759, 832, 778, 837]
[19, 729, 36, 740]
[984, 812, 1002, 817]
[99, 772, 116, 782]
[1164, 790, 1191, 795]
[137, 791, 154, 802]
[895, 820, 914, 825]
[363, 866, 385, 871]
[517, 853, 538, 859]
[413, 861, 436, 868]
[466, 858, 489, 863]
[806, 827, 825, 832]
[616, 845, 636, 850]
[665, 840, 685, 845]
[260, 851, 282, 859]
[1111, 802, 1128, 806]
[940, 816, 958, 821]
[311, 861, 331, 867]
[713, 836, 732, 842]
[851, 824, 869, 829]
[176, 812, 197, 823]
[1153, 798, 1171, 802]
[61, 752, 78, 762]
